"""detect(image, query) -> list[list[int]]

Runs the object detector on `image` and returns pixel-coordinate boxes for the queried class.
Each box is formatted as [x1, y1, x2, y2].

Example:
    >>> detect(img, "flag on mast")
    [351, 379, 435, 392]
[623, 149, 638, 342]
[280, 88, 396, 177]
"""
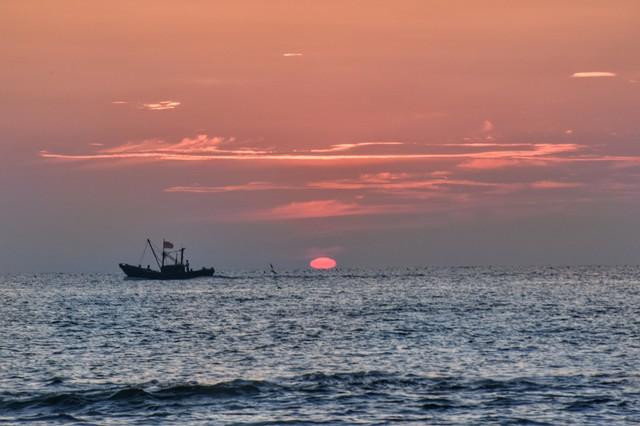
[163, 241, 174, 249]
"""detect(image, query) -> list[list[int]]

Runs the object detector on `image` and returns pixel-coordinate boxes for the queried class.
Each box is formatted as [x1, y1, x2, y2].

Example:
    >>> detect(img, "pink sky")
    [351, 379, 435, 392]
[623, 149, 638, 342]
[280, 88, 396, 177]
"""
[1, 1, 640, 271]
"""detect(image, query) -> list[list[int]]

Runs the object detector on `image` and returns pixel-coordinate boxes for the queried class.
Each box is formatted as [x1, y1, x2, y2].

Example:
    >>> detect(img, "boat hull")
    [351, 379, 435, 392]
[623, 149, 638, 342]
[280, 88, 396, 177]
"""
[119, 263, 215, 280]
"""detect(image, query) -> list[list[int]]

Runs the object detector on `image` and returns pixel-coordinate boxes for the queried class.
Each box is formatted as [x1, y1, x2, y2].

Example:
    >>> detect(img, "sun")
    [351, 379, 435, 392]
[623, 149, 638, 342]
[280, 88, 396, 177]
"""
[310, 257, 337, 270]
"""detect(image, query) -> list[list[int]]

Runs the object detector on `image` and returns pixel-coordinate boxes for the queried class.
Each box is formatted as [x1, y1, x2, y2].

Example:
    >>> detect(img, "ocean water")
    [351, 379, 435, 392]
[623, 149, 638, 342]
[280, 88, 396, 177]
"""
[1, 267, 639, 425]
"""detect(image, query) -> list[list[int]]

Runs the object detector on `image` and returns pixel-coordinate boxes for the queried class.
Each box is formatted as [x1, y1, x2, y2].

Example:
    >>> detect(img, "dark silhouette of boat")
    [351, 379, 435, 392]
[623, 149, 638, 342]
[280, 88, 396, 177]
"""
[119, 239, 214, 280]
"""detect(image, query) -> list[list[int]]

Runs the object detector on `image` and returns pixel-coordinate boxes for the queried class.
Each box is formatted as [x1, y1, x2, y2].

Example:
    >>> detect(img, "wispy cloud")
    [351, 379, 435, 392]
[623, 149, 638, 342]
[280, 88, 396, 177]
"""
[309, 142, 404, 153]
[140, 100, 181, 111]
[167, 173, 581, 197]
[237, 199, 416, 221]
[458, 158, 527, 170]
[165, 182, 294, 193]
[216, 178, 591, 222]
[112, 99, 182, 110]
[282, 52, 303, 57]
[571, 71, 617, 78]
[530, 180, 582, 189]
[40, 135, 585, 164]
[306, 174, 516, 193]
[97, 134, 267, 156]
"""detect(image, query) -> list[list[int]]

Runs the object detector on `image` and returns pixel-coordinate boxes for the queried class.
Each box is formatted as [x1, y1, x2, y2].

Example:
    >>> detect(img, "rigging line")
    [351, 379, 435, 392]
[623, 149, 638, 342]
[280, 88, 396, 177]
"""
[138, 241, 148, 264]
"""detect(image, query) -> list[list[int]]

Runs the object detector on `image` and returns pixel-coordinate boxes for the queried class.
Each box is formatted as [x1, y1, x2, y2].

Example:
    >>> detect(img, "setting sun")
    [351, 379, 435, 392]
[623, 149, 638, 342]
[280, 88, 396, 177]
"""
[309, 257, 337, 270]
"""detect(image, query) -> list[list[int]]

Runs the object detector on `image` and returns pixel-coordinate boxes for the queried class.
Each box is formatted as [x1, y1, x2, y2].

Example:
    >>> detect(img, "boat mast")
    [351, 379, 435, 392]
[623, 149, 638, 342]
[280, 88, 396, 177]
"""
[147, 238, 162, 269]
[180, 248, 185, 265]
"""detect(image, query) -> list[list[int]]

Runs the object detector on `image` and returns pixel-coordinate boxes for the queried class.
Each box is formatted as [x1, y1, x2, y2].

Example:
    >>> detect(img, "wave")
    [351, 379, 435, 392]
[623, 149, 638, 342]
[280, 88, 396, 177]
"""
[0, 372, 618, 417]
[564, 396, 616, 411]
[0, 379, 280, 412]
[10, 413, 85, 422]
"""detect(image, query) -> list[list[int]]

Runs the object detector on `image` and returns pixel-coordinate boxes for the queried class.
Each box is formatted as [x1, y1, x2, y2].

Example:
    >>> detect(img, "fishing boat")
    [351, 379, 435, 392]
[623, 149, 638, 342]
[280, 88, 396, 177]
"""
[119, 239, 215, 280]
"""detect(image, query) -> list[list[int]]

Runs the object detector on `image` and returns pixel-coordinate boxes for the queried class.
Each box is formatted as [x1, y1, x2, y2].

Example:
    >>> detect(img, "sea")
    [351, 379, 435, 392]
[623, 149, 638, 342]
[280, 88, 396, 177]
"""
[1, 266, 639, 425]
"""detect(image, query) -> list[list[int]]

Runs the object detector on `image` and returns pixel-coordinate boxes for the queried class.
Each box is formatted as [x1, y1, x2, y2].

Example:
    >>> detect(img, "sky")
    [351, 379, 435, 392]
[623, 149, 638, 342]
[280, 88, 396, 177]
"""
[1, 1, 640, 272]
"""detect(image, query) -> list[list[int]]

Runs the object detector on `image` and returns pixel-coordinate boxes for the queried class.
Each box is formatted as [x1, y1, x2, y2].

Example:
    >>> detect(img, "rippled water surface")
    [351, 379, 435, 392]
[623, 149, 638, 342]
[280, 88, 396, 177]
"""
[1, 267, 640, 424]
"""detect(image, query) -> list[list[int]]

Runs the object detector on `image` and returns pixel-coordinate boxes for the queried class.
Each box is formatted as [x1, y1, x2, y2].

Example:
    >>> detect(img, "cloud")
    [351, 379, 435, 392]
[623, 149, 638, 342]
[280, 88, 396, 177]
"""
[166, 173, 524, 197]
[356, 172, 411, 183]
[165, 182, 294, 193]
[458, 158, 527, 169]
[100, 134, 268, 157]
[112, 100, 182, 110]
[307, 174, 514, 193]
[140, 100, 181, 111]
[309, 142, 404, 153]
[40, 135, 585, 164]
[282, 53, 303, 57]
[239, 200, 416, 221]
[162, 170, 640, 223]
[530, 180, 582, 189]
[571, 72, 617, 78]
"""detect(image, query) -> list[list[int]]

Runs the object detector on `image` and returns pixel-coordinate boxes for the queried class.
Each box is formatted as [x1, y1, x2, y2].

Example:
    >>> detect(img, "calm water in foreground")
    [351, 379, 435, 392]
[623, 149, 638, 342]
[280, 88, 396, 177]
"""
[1, 267, 639, 425]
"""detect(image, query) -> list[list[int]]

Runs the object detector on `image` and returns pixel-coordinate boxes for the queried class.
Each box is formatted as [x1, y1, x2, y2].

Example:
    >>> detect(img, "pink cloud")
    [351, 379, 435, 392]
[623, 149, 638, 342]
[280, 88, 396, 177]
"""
[165, 173, 433, 194]
[40, 136, 585, 164]
[458, 159, 526, 169]
[307, 174, 511, 192]
[102, 134, 268, 156]
[357, 172, 411, 183]
[166, 173, 585, 198]
[140, 100, 181, 111]
[571, 71, 617, 78]
[309, 142, 404, 153]
[165, 182, 294, 193]
[238, 200, 417, 221]
[530, 180, 582, 189]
